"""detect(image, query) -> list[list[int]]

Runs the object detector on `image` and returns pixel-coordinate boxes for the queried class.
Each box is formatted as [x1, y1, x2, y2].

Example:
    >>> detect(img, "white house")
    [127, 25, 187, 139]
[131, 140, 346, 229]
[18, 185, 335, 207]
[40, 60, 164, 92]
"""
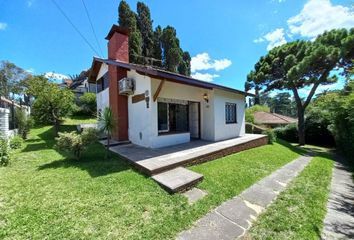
[89, 25, 251, 148]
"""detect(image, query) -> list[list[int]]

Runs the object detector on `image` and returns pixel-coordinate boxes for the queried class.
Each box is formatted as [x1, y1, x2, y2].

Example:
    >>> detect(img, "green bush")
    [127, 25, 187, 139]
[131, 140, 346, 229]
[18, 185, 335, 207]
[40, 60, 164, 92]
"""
[9, 135, 23, 149]
[55, 128, 98, 160]
[15, 108, 33, 139]
[263, 129, 276, 144]
[274, 124, 298, 143]
[79, 92, 96, 116]
[0, 137, 10, 166]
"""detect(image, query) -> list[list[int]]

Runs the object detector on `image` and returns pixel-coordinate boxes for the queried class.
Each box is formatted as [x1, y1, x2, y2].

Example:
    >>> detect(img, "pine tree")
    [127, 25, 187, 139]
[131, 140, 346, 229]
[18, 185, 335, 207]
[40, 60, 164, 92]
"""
[118, 1, 143, 63]
[161, 26, 183, 73]
[137, 2, 154, 61]
[178, 51, 191, 76]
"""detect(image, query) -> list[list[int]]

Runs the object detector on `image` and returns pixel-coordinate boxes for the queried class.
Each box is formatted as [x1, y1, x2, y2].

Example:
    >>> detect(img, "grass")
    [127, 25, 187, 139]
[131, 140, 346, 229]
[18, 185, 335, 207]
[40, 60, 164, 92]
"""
[0, 124, 303, 240]
[63, 115, 97, 125]
[246, 152, 334, 240]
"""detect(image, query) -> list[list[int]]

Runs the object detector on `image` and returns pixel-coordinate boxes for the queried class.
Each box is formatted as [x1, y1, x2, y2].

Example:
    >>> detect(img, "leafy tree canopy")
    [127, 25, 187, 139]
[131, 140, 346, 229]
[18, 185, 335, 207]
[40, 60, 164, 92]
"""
[0, 61, 30, 99]
[29, 75, 74, 136]
[246, 28, 354, 145]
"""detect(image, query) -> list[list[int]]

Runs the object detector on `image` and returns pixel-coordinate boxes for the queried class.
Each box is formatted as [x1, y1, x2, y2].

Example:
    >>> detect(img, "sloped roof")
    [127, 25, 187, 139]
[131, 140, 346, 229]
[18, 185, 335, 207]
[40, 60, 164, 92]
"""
[88, 57, 254, 96]
[254, 111, 297, 125]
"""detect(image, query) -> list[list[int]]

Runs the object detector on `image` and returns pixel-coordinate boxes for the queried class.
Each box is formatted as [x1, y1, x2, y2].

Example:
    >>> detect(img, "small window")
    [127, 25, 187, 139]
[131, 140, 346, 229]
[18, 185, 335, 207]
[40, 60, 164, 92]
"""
[225, 103, 237, 124]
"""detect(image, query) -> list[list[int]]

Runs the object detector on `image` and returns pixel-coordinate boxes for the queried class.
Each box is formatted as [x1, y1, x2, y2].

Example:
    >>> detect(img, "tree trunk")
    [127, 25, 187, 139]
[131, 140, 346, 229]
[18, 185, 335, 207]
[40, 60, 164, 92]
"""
[297, 107, 305, 146]
[105, 135, 110, 159]
[54, 119, 60, 137]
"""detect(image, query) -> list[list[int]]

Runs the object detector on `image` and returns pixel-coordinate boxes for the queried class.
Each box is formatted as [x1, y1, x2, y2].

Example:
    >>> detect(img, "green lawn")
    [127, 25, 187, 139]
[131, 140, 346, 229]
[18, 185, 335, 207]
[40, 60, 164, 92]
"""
[246, 152, 334, 240]
[0, 124, 303, 239]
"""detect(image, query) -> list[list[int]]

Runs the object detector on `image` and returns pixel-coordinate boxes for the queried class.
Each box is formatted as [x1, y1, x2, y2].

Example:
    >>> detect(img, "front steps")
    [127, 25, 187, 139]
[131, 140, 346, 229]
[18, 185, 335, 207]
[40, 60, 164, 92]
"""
[152, 167, 203, 193]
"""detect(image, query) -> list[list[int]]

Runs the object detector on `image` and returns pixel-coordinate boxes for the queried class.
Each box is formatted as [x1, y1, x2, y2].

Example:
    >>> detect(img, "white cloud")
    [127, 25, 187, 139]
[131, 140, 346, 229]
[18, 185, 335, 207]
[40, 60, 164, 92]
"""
[45, 72, 69, 82]
[27, 0, 34, 7]
[191, 53, 232, 73]
[253, 37, 264, 43]
[0, 22, 7, 30]
[26, 68, 35, 74]
[255, 28, 287, 50]
[191, 72, 219, 82]
[287, 0, 354, 38]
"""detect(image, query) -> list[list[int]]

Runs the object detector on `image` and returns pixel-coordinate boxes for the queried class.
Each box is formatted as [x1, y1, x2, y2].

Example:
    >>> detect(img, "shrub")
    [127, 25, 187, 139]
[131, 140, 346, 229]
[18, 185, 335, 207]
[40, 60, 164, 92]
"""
[9, 135, 23, 149]
[55, 128, 98, 160]
[0, 137, 10, 166]
[15, 108, 33, 139]
[263, 129, 276, 144]
[79, 92, 96, 116]
[274, 124, 298, 143]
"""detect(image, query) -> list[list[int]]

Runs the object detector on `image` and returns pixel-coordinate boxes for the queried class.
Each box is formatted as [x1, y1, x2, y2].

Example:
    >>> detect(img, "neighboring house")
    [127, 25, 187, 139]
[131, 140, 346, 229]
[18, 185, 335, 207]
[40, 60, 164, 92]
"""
[0, 96, 29, 137]
[88, 25, 252, 148]
[254, 111, 297, 128]
[69, 78, 96, 100]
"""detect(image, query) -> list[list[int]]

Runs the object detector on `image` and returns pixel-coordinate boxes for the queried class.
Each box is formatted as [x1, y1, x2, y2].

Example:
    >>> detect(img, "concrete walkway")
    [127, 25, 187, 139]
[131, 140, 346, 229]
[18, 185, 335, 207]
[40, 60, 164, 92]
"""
[322, 156, 354, 239]
[177, 155, 313, 240]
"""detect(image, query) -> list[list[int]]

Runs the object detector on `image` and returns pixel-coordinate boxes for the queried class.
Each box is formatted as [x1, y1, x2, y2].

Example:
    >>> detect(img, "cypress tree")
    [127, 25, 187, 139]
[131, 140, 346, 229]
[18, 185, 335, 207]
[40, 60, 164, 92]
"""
[161, 26, 183, 73]
[152, 25, 163, 67]
[118, 1, 143, 63]
[178, 51, 191, 76]
[137, 2, 154, 61]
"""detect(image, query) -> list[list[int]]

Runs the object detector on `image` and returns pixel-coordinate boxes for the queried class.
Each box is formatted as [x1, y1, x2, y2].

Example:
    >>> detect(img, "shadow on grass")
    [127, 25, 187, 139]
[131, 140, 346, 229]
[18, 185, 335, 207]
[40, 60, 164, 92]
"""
[276, 139, 308, 156]
[36, 140, 131, 177]
[22, 124, 132, 178]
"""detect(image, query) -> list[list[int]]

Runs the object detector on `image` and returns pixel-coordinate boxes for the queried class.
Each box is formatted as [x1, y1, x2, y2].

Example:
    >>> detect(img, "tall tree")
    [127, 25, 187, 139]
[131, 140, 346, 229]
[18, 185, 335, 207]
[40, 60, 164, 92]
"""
[0, 61, 29, 100]
[118, 0, 143, 63]
[178, 51, 191, 76]
[161, 26, 183, 73]
[152, 25, 163, 67]
[136, 2, 154, 61]
[246, 28, 353, 145]
[27, 75, 74, 136]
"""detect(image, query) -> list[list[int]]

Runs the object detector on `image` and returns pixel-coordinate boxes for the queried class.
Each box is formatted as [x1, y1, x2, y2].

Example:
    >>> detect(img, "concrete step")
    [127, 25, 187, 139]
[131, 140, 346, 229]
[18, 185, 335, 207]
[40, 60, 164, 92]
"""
[152, 167, 203, 193]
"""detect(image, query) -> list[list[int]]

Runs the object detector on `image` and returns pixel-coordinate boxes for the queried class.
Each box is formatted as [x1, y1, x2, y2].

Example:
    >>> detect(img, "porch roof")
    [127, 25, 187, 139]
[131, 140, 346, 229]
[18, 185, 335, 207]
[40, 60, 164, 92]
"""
[88, 57, 253, 96]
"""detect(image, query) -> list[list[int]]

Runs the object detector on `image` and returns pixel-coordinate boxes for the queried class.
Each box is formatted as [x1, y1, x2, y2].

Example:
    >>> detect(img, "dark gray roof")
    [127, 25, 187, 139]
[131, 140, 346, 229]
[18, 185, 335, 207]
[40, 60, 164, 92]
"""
[89, 57, 253, 96]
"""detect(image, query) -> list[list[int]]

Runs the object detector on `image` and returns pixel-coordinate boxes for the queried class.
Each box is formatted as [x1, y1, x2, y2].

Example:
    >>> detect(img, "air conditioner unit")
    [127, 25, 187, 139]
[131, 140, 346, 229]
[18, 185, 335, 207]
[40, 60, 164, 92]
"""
[119, 77, 135, 95]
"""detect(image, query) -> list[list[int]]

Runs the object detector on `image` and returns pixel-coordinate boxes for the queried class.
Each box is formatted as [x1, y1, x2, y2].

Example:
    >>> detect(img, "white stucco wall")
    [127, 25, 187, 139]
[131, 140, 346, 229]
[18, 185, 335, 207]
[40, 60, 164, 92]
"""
[123, 70, 245, 148]
[127, 70, 153, 148]
[213, 89, 246, 141]
[96, 87, 109, 114]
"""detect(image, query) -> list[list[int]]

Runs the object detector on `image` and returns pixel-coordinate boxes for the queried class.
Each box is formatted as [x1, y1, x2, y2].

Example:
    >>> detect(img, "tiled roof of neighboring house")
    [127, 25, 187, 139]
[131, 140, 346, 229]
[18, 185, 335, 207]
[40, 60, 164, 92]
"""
[254, 111, 297, 125]
[88, 57, 254, 97]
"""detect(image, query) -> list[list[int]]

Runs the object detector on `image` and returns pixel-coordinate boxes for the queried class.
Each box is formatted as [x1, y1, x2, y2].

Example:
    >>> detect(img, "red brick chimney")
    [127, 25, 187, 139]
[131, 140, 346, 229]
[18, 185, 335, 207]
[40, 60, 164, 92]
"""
[105, 25, 129, 141]
[105, 25, 129, 62]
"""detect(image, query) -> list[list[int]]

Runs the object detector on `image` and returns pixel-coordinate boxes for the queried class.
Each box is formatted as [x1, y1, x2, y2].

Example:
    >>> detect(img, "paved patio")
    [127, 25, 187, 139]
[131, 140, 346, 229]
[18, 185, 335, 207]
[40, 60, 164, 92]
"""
[110, 134, 267, 175]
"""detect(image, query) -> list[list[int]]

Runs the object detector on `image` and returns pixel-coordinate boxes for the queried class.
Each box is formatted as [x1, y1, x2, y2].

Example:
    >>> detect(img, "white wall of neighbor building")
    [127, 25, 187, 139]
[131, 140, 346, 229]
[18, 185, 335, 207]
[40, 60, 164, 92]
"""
[213, 89, 245, 141]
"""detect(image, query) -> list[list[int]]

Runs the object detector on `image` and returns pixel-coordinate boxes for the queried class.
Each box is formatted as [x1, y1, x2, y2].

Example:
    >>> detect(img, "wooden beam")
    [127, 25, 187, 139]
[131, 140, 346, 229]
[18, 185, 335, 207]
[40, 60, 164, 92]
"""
[153, 79, 165, 102]
[132, 93, 145, 103]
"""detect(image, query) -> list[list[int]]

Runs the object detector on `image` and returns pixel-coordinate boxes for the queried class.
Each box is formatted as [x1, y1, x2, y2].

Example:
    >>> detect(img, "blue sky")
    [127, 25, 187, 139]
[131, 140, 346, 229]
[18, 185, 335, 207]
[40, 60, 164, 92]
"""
[1, 0, 353, 94]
